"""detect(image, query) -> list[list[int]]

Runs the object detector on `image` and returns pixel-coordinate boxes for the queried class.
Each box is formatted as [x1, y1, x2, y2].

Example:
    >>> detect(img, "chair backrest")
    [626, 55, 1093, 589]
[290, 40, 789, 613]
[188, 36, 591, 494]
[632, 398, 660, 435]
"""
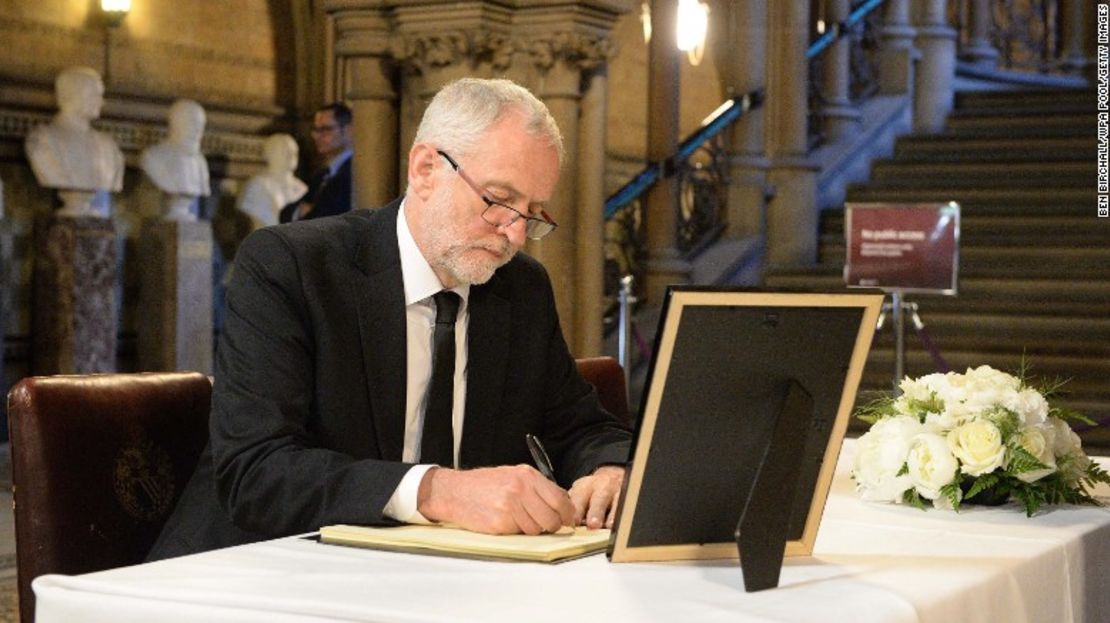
[575, 356, 631, 427]
[6, 372, 211, 623]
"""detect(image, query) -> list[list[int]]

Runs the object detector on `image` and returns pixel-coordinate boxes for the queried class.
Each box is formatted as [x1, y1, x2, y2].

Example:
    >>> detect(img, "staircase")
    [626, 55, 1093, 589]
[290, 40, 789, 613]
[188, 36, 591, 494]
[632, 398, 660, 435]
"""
[766, 88, 1110, 450]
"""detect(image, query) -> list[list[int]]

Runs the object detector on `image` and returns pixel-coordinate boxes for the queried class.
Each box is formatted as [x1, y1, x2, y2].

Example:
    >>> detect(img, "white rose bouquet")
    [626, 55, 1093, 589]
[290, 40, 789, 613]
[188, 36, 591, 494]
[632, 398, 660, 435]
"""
[850, 365, 1110, 516]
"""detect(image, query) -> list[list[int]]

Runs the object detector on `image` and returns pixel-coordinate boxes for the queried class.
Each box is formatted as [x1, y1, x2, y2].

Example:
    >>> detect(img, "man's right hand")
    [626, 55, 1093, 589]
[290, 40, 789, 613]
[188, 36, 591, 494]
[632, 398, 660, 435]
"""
[416, 465, 575, 535]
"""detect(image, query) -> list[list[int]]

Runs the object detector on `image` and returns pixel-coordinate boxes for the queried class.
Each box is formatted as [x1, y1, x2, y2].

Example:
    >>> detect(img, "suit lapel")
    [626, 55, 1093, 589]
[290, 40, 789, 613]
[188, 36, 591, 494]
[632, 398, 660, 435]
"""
[351, 201, 407, 461]
[460, 280, 510, 468]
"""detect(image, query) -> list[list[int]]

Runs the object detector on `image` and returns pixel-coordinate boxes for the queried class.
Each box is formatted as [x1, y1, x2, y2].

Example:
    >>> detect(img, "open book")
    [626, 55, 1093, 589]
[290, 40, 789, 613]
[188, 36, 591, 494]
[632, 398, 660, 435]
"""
[319, 524, 610, 563]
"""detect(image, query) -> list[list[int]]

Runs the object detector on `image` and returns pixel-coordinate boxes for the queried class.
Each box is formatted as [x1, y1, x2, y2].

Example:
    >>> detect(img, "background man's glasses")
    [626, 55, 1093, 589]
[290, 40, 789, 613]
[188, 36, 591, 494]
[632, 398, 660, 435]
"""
[438, 150, 558, 240]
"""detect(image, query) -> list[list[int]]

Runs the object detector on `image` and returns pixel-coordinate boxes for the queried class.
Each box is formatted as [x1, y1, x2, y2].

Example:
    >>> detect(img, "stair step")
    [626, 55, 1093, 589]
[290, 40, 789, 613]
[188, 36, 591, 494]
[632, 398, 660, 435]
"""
[861, 349, 1110, 388]
[821, 215, 1103, 241]
[948, 111, 1090, 129]
[894, 135, 1094, 163]
[766, 271, 1110, 308]
[817, 245, 1110, 277]
[867, 314, 1110, 355]
[869, 161, 1093, 187]
[938, 126, 1088, 141]
[847, 186, 1095, 211]
[818, 223, 1110, 248]
[955, 89, 1094, 111]
[823, 211, 1092, 228]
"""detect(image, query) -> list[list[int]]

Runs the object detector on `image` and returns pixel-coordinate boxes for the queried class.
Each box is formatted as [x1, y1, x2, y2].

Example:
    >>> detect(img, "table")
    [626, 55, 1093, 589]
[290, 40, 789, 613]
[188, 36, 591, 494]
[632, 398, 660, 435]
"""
[33, 441, 1110, 623]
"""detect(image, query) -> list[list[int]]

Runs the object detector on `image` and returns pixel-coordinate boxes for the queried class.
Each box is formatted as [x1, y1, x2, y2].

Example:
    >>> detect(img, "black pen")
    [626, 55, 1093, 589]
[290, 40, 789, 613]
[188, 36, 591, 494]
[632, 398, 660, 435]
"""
[525, 433, 556, 482]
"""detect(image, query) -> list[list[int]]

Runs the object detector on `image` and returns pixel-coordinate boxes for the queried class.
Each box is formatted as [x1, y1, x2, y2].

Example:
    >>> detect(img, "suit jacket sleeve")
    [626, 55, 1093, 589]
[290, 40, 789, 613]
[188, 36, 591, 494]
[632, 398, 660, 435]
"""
[210, 227, 409, 536]
[529, 263, 632, 484]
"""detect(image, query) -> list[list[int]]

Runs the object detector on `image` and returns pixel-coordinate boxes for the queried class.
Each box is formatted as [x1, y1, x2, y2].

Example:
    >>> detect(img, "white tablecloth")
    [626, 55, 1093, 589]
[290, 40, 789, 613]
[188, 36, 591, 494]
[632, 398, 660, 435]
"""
[34, 440, 1110, 623]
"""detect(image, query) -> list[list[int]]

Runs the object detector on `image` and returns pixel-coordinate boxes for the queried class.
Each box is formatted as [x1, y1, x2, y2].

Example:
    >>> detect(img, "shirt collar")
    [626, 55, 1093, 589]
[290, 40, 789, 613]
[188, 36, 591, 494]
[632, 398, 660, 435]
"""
[327, 149, 353, 176]
[397, 198, 470, 307]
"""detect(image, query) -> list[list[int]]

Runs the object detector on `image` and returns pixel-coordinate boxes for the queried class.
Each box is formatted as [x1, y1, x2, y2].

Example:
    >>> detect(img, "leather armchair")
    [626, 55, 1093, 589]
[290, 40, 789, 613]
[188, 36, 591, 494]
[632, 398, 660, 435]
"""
[575, 356, 631, 427]
[6, 372, 211, 623]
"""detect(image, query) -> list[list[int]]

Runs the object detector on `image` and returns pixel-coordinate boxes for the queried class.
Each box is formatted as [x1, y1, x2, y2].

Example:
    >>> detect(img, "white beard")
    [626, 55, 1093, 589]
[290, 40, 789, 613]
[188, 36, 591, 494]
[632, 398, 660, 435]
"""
[424, 186, 516, 285]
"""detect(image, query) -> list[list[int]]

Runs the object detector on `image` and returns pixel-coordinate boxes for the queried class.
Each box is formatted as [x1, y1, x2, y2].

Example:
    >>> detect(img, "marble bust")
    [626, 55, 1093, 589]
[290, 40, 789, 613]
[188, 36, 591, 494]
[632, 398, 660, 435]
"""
[24, 66, 124, 217]
[237, 134, 307, 229]
[140, 99, 210, 221]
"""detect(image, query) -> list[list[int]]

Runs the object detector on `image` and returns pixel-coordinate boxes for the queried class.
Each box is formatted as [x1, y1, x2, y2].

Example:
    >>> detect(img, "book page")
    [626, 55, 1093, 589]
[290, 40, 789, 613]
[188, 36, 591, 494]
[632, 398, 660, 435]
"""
[319, 524, 610, 562]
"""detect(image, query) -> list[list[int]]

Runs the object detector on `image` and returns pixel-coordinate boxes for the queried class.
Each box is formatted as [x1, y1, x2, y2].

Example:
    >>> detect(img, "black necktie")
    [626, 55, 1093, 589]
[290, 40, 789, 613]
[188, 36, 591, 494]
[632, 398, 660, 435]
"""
[421, 291, 460, 466]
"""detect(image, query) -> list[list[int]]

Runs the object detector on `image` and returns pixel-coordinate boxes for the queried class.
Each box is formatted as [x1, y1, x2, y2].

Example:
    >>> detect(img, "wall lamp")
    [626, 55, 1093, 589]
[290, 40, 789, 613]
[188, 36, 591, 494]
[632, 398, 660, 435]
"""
[100, 0, 131, 28]
[641, 0, 710, 66]
[99, 0, 131, 83]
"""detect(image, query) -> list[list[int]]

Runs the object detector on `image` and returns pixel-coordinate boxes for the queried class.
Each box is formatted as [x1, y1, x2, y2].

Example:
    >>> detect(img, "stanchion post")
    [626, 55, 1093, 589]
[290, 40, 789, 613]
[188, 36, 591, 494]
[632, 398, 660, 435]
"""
[891, 290, 905, 395]
[617, 275, 635, 387]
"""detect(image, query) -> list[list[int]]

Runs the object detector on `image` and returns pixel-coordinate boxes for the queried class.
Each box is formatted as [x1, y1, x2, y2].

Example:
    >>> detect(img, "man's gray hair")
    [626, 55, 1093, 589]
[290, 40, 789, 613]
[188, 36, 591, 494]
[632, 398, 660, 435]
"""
[414, 78, 564, 166]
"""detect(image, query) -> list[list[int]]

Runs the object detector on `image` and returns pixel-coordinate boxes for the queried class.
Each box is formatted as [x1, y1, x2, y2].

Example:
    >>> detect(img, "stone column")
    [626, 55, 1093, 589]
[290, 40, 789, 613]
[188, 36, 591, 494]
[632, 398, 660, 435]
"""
[716, 1, 769, 239]
[913, 0, 958, 133]
[518, 26, 616, 356]
[524, 43, 584, 352]
[961, 0, 1000, 68]
[765, 0, 819, 267]
[643, 0, 691, 304]
[1058, 0, 1092, 75]
[329, 7, 401, 207]
[32, 216, 117, 374]
[347, 57, 400, 207]
[573, 67, 608, 356]
[819, 0, 862, 143]
[137, 221, 213, 374]
[879, 0, 917, 95]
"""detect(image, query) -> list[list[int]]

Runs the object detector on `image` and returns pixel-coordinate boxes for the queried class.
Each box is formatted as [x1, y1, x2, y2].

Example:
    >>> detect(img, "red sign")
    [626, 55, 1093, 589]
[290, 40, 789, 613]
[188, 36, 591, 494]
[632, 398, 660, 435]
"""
[844, 202, 960, 294]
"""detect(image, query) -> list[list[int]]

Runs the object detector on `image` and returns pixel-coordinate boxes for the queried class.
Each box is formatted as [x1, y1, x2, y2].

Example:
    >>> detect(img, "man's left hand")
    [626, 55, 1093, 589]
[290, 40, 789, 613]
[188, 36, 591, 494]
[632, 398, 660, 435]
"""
[568, 465, 626, 530]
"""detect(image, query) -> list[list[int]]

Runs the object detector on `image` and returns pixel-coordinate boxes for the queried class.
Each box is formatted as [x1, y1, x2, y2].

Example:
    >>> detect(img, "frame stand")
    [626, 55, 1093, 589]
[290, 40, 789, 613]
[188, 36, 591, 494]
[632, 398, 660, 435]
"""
[735, 379, 814, 592]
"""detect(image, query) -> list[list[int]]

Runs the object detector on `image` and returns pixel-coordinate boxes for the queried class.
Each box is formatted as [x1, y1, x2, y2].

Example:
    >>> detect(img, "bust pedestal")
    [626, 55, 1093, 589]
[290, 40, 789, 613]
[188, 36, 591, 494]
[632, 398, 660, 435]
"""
[137, 220, 213, 374]
[32, 215, 118, 374]
[163, 194, 198, 222]
[56, 190, 100, 218]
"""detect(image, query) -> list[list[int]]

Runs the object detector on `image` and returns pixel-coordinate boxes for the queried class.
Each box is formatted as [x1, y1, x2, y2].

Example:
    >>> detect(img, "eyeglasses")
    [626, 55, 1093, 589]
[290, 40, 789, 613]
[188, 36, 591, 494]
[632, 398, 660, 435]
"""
[437, 150, 558, 241]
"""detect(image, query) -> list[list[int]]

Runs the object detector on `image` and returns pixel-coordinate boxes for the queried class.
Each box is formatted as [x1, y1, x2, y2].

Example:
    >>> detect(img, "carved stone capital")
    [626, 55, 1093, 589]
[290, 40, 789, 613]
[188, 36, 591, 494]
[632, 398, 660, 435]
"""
[389, 30, 514, 74]
[526, 32, 615, 72]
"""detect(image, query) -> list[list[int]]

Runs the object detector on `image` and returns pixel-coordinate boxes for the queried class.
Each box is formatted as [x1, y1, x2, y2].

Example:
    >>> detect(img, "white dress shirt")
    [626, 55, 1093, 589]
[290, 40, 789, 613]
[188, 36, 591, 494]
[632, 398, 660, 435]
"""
[381, 202, 470, 523]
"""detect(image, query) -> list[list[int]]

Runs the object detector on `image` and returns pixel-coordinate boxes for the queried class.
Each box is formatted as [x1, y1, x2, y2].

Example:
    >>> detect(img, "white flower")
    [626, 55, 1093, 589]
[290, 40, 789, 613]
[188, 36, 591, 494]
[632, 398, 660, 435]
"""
[1006, 388, 1049, 427]
[1047, 417, 1090, 484]
[923, 410, 960, 434]
[1013, 425, 1057, 483]
[947, 420, 1006, 476]
[1049, 416, 1083, 458]
[897, 374, 942, 406]
[852, 416, 923, 502]
[962, 367, 1020, 416]
[906, 433, 958, 499]
[1058, 451, 1092, 484]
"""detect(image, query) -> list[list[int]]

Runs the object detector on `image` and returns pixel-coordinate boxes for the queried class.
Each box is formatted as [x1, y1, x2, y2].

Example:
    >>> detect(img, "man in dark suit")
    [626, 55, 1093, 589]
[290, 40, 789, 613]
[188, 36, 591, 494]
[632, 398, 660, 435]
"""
[279, 102, 353, 222]
[148, 78, 630, 559]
